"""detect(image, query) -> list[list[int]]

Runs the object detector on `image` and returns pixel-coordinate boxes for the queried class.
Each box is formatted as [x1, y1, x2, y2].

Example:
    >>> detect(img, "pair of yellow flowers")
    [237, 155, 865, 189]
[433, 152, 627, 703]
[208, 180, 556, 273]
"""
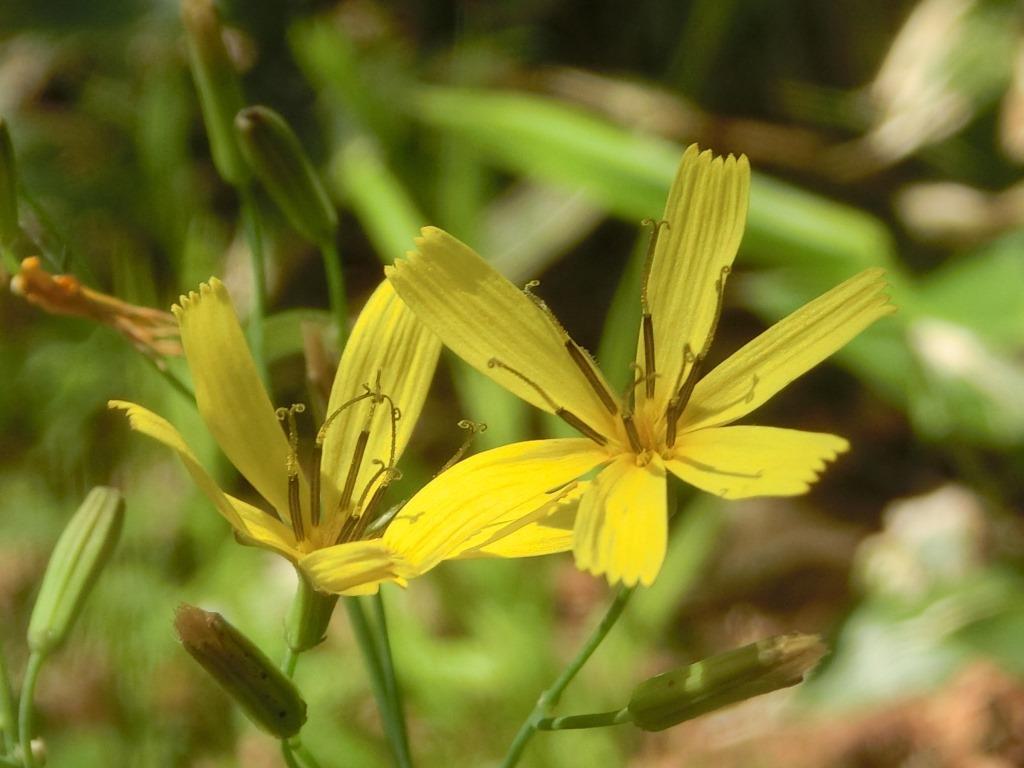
[112, 146, 893, 592]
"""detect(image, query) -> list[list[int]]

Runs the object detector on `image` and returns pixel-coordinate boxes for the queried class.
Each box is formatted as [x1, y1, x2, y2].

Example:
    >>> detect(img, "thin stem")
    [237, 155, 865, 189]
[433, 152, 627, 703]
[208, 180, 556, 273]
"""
[536, 708, 632, 731]
[143, 356, 194, 403]
[319, 240, 347, 347]
[345, 599, 412, 768]
[239, 186, 269, 384]
[280, 647, 298, 678]
[18, 652, 45, 768]
[0, 641, 15, 755]
[293, 739, 325, 768]
[281, 740, 303, 768]
[369, 592, 410, 764]
[500, 586, 635, 768]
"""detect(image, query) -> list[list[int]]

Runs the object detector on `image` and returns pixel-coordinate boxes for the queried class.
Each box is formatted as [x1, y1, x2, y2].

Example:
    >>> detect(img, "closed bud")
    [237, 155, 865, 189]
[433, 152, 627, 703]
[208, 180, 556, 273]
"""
[175, 604, 307, 738]
[0, 117, 18, 246]
[28, 487, 124, 656]
[181, 0, 249, 186]
[235, 105, 338, 245]
[627, 633, 826, 732]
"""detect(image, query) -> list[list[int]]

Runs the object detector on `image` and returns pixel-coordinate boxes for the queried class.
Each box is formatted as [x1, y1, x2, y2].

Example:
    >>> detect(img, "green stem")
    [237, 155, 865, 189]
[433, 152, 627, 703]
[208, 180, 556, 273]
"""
[281, 740, 303, 768]
[239, 186, 269, 384]
[319, 240, 347, 346]
[536, 708, 632, 731]
[280, 647, 298, 678]
[345, 599, 411, 768]
[143, 356, 195, 403]
[369, 592, 410, 763]
[500, 586, 635, 768]
[293, 739, 325, 768]
[17, 652, 44, 768]
[0, 641, 15, 755]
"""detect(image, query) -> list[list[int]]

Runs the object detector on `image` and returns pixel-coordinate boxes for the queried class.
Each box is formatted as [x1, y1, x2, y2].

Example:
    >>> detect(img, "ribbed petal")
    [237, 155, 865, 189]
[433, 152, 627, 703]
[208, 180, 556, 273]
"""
[573, 455, 667, 587]
[320, 280, 441, 521]
[174, 279, 301, 519]
[109, 400, 293, 554]
[456, 482, 586, 559]
[300, 540, 412, 596]
[680, 268, 894, 432]
[227, 494, 298, 559]
[667, 426, 848, 499]
[383, 438, 607, 572]
[387, 227, 620, 443]
[638, 146, 749, 414]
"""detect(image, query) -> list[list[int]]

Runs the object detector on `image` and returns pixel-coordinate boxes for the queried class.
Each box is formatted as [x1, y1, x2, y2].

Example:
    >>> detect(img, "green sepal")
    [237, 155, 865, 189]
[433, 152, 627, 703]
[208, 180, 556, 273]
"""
[627, 633, 826, 731]
[27, 487, 124, 657]
[285, 570, 338, 653]
[235, 105, 338, 245]
[175, 604, 307, 738]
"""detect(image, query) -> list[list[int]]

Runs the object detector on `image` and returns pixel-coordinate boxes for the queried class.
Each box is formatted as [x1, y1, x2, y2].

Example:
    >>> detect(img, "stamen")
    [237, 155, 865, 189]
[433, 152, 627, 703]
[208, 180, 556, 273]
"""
[523, 280, 570, 337]
[664, 265, 732, 447]
[436, 419, 488, 477]
[563, 340, 618, 415]
[556, 408, 608, 445]
[276, 404, 307, 541]
[489, 357, 609, 446]
[488, 358, 559, 410]
[621, 413, 643, 453]
[639, 219, 669, 400]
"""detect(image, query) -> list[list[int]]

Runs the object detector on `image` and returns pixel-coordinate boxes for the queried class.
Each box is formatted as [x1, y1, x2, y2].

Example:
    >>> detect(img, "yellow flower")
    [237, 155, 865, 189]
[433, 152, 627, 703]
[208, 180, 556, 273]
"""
[111, 278, 446, 595]
[386, 145, 895, 587]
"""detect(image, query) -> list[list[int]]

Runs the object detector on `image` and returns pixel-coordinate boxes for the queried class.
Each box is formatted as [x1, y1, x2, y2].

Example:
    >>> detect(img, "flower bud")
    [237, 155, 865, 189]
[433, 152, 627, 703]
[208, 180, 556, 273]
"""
[0, 117, 18, 246]
[27, 487, 124, 656]
[175, 604, 307, 738]
[235, 105, 338, 245]
[181, 0, 249, 186]
[627, 633, 826, 731]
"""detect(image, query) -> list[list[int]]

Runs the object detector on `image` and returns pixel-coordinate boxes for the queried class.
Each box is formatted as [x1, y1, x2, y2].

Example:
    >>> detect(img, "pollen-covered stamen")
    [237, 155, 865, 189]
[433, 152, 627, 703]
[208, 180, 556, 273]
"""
[639, 218, 669, 399]
[276, 404, 307, 541]
[664, 265, 731, 447]
[335, 391, 381, 520]
[436, 419, 488, 477]
[488, 357, 608, 446]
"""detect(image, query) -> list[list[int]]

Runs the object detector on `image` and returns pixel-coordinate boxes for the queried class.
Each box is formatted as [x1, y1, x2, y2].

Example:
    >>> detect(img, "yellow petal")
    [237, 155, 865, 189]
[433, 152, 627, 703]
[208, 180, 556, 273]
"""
[174, 279, 299, 517]
[383, 438, 607, 572]
[299, 540, 412, 596]
[574, 456, 667, 587]
[639, 146, 749, 414]
[109, 400, 293, 554]
[319, 280, 441, 521]
[680, 268, 895, 432]
[227, 494, 298, 560]
[456, 482, 586, 559]
[387, 227, 619, 442]
[666, 426, 848, 499]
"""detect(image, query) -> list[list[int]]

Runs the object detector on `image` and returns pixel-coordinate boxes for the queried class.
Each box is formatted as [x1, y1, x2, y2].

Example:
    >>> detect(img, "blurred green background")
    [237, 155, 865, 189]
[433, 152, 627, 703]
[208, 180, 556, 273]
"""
[2, 0, 1024, 765]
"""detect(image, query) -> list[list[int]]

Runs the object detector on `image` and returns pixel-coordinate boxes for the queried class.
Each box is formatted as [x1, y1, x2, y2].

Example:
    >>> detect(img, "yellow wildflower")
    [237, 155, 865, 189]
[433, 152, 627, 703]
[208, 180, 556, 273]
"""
[386, 145, 895, 587]
[109, 277, 586, 594]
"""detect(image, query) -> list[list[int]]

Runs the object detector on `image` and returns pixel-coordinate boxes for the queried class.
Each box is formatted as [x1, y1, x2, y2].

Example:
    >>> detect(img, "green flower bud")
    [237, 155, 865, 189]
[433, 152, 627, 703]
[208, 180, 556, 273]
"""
[27, 487, 124, 657]
[235, 105, 338, 245]
[0, 117, 18, 246]
[175, 604, 307, 738]
[627, 633, 826, 732]
[181, 0, 249, 186]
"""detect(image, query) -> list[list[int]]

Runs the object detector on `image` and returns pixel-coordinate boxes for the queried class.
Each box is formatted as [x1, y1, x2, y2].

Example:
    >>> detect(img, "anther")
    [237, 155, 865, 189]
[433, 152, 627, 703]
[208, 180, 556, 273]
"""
[276, 404, 307, 541]
[563, 340, 618, 415]
[639, 219, 669, 400]
[489, 357, 609, 446]
[621, 412, 643, 453]
[664, 266, 732, 447]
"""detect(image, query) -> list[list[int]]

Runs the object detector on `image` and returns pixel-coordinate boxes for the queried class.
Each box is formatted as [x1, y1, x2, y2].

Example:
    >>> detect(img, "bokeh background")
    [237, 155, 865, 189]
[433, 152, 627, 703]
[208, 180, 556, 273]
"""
[2, 0, 1024, 765]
